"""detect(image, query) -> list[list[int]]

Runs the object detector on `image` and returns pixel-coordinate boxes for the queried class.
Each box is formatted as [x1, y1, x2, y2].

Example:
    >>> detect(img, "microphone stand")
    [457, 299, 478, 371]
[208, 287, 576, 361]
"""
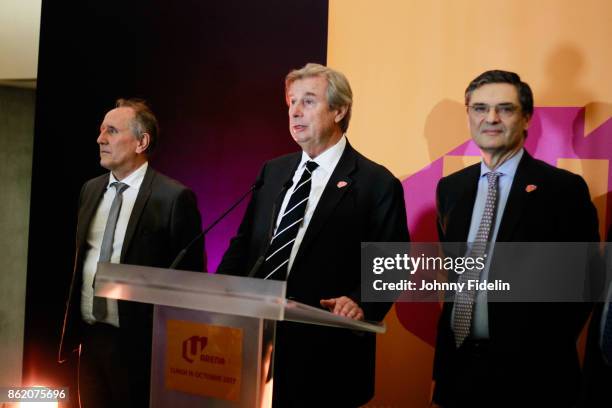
[169, 180, 262, 269]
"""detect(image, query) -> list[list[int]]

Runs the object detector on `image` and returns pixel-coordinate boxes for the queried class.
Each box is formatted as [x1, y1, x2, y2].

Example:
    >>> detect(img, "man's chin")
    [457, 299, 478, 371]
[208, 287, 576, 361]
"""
[99, 159, 112, 171]
[475, 140, 503, 152]
[292, 136, 310, 149]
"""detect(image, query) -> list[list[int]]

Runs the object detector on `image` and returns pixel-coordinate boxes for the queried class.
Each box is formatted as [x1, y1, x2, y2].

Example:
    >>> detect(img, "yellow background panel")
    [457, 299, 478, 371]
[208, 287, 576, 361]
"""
[368, 305, 434, 408]
[443, 155, 481, 177]
[328, 0, 612, 178]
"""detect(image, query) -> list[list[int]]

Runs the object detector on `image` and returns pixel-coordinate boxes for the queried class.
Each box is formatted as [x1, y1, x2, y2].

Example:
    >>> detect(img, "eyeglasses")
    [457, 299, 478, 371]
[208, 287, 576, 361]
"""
[466, 103, 520, 119]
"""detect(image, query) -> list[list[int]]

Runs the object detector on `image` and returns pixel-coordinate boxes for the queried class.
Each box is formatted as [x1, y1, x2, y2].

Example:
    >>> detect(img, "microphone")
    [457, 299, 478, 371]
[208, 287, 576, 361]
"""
[169, 179, 263, 270]
[247, 178, 294, 278]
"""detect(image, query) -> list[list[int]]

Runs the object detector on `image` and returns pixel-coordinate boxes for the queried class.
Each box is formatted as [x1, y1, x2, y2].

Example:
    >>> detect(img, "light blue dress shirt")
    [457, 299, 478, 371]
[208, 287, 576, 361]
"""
[452, 148, 524, 339]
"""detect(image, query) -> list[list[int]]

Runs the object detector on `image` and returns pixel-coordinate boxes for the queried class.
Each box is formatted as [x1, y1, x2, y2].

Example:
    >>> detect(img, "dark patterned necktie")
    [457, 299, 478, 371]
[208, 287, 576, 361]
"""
[453, 171, 500, 347]
[93, 181, 128, 321]
[257, 161, 319, 281]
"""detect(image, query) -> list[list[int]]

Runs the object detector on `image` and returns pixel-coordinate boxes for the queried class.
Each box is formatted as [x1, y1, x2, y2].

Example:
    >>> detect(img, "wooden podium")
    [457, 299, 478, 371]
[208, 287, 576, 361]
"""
[95, 263, 385, 408]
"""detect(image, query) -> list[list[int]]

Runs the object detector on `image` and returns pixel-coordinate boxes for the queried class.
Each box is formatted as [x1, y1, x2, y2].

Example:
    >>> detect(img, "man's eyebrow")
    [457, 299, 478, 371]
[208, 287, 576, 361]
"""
[288, 91, 318, 99]
[471, 102, 515, 105]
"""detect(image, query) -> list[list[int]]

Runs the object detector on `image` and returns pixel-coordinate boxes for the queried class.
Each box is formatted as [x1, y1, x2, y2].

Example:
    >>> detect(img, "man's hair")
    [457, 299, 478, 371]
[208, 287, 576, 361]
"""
[465, 70, 534, 118]
[285, 63, 353, 133]
[115, 98, 159, 154]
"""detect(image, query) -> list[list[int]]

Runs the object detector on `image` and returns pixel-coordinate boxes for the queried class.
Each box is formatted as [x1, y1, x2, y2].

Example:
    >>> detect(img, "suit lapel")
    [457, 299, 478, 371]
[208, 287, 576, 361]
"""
[292, 143, 356, 266]
[446, 165, 479, 242]
[120, 166, 154, 261]
[496, 152, 534, 242]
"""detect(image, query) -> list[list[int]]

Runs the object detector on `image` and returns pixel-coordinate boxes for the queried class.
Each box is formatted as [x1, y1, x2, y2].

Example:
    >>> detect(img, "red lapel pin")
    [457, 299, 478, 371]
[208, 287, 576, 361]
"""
[337, 181, 348, 188]
[525, 184, 537, 193]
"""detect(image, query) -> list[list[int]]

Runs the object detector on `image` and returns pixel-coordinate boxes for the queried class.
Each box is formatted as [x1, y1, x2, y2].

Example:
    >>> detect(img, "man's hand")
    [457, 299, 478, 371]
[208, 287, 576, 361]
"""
[320, 296, 364, 320]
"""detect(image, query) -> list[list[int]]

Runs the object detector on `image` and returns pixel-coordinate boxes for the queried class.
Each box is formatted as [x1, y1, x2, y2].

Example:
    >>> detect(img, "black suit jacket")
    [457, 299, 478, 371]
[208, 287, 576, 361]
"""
[581, 226, 612, 407]
[218, 141, 410, 407]
[59, 165, 204, 367]
[433, 151, 599, 407]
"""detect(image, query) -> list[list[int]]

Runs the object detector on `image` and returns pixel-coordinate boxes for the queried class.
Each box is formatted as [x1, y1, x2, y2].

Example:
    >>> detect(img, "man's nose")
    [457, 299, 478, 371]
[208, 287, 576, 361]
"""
[485, 106, 501, 123]
[290, 103, 302, 117]
[97, 131, 106, 144]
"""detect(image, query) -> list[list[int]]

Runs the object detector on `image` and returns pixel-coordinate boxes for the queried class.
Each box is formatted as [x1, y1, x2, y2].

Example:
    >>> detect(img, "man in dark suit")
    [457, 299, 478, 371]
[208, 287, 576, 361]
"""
[582, 225, 612, 407]
[59, 99, 204, 408]
[217, 63, 409, 407]
[432, 70, 599, 407]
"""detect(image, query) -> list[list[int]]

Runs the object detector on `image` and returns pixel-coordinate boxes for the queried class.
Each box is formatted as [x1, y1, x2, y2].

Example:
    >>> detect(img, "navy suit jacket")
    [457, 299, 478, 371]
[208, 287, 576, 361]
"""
[433, 151, 599, 407]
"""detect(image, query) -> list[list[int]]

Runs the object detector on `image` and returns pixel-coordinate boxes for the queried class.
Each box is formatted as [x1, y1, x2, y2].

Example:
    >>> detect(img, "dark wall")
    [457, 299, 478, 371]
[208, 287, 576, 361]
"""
[25, 0, 328, 400]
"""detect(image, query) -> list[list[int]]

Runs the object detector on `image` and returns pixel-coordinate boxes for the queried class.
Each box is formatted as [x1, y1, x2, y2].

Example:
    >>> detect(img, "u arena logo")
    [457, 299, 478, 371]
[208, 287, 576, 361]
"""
[181, 334, 227, 365]
[182, 335, 208, 363]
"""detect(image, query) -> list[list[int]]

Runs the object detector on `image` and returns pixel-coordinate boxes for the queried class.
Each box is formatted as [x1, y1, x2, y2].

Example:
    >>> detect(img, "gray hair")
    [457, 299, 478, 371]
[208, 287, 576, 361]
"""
[115, 98, 159, 154]
[285, 63, 353, 133]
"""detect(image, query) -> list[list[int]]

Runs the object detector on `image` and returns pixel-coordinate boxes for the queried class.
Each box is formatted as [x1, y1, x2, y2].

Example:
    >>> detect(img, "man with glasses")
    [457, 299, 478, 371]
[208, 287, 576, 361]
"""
[432, 70, 599, 407]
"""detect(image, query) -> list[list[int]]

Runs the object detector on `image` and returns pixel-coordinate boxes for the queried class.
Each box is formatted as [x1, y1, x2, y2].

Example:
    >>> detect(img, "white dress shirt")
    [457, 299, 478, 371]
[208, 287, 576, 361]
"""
[274, 135, 347, 275]
[81, 162, 148, 326]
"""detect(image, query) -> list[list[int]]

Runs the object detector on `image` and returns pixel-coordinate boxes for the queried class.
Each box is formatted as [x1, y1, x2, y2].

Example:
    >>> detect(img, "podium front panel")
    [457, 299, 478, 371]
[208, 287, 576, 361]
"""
[150, 305, 275, 408]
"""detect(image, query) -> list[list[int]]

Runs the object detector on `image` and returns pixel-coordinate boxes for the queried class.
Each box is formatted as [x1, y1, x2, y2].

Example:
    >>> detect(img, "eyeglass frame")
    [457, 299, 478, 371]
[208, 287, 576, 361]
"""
[466, 103, 522, 119]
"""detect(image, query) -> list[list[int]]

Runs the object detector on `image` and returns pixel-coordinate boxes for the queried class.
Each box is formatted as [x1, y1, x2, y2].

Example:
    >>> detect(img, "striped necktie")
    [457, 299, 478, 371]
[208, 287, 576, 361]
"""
[257, 161, 319, 281]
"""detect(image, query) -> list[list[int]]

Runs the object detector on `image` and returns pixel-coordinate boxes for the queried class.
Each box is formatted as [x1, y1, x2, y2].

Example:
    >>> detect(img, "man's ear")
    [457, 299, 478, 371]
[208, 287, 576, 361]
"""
[135, 132, 151, 154]
[334, 105, 348, 124]
[523, 114, 532, 131]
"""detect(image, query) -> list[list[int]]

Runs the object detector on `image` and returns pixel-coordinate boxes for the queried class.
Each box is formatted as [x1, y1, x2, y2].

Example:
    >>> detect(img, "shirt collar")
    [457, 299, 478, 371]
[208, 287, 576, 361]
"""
[299, 135, 347, 174]
[479, 148, 523, 179]
[107, 161, 148, 189]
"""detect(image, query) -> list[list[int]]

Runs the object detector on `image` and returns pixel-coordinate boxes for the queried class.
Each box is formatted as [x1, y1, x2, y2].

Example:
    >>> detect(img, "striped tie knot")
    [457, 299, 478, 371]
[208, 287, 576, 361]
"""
[304, 160, 319, 174]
